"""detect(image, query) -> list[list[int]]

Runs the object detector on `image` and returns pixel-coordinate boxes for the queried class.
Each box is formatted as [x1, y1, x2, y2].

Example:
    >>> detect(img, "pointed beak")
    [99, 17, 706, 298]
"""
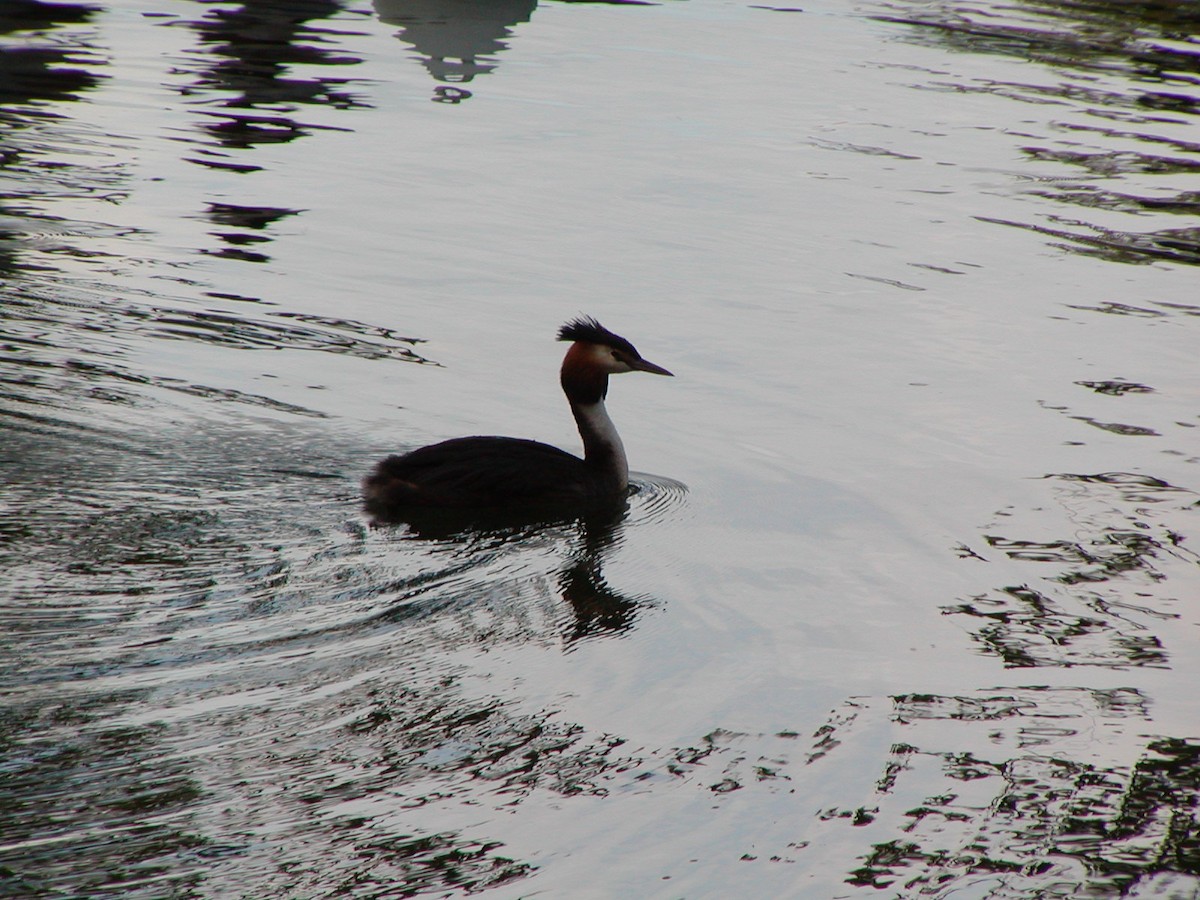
[632, 356, 673, 376]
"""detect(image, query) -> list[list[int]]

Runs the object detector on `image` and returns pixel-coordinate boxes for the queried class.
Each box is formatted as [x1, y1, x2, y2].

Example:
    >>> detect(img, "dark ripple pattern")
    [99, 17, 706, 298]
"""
[0, 398, 689, 897]
[818, 689, 1200, 895]
[947, 472, 1197, 668]
[0, 281, 432, 428]
[876, 0, 1200, 265]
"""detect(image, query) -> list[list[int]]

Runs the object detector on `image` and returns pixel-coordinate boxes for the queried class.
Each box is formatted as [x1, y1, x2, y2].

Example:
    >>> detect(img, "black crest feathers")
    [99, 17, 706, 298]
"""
[557, 316, 637, 355]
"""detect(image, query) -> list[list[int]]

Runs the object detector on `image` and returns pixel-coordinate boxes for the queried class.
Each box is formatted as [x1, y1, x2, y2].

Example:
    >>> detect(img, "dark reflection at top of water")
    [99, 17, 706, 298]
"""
[0, 2, 111, 275]
[875, 0, 1200, 73]
[875, 0, 1200, 265]
[0, 2, 103, 104]
[181, 0, 368, 116]
[0, 0, 96, 32]
[375, 0, 535, 85]
[375, 0, 663, 102]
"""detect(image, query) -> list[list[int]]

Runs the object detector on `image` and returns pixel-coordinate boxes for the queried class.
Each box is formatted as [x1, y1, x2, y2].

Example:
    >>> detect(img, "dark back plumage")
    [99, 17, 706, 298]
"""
[557, 316, 639, 357]
[363, 436, 605, 511]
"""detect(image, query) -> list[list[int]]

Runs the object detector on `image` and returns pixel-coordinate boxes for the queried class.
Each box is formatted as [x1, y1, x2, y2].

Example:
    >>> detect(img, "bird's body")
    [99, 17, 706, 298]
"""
[366, 436, 603, 508]
[363, 317, 671, 515]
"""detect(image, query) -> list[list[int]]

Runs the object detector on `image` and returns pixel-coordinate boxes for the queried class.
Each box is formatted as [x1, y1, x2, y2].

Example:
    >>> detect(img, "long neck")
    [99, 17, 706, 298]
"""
[561, 343, 628, 489]
[569, 397, 628, 488]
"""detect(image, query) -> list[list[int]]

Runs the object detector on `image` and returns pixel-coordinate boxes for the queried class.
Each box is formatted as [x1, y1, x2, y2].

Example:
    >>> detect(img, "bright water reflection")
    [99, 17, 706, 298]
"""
[2, 0, 1199, 897]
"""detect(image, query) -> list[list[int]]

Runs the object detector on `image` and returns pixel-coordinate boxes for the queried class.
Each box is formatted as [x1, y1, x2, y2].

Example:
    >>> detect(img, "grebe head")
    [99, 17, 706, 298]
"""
[557, 316, 673, 379]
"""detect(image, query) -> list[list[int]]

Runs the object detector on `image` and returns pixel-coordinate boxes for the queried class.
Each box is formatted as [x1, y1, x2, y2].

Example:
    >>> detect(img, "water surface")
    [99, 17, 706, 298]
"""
[2, 0, 1199, 897]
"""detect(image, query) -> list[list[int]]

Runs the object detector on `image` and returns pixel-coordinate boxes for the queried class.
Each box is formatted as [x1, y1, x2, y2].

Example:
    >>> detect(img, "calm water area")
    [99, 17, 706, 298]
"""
[2, 0, 1199, 897]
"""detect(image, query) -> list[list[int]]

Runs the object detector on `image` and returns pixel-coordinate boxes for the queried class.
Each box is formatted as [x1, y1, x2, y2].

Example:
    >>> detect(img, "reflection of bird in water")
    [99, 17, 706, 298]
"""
[389, 497, 648, 645]
[556, 501, 644, 644]
[364, 317, 672, 516]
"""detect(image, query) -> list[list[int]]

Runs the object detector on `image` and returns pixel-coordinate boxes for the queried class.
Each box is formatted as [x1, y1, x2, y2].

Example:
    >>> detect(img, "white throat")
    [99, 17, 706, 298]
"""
[573, 399, 628, 488]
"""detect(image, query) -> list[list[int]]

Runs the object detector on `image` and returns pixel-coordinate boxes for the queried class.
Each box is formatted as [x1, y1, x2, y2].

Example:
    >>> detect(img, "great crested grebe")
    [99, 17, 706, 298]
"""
[363, 316, 672, 514]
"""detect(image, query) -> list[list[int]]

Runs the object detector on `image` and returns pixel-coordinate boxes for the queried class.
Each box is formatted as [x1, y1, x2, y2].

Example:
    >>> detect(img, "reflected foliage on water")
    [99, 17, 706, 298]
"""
[166, 0, 372, 270]
[0, 2, 102, 104]
[829, 689, 1200, 897]
[0, 1, 111, 273]
[877, 0, 1200, 265]
[203, 202, 304, 264]
[876, 0, 1200, 72]
[179, 0, 367, 156]
[0, 0, 368, 273]
[948, 472, 1196, 668]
